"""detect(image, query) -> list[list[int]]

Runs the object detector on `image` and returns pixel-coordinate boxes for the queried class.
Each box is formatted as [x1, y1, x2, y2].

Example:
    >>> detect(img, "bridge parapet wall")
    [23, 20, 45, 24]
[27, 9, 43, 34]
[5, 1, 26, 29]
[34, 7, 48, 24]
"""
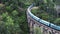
[27, 4, 60, 34]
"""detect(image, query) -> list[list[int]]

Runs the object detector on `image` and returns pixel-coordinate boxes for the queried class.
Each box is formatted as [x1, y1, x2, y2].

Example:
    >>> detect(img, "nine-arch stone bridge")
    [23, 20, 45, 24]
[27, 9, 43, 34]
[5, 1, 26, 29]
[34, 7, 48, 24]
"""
[27, 4, 60, 34]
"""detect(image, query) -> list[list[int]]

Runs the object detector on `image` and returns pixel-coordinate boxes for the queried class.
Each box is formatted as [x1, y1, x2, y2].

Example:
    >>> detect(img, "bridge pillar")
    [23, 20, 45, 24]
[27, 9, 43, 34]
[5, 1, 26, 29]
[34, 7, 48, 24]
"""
[29, 20, 34, 34]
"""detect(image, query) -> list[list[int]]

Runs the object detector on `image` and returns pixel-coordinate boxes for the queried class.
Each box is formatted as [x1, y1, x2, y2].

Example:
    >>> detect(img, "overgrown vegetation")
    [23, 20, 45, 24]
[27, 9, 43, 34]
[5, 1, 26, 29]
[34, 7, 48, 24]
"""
[0, 0, 38, 34]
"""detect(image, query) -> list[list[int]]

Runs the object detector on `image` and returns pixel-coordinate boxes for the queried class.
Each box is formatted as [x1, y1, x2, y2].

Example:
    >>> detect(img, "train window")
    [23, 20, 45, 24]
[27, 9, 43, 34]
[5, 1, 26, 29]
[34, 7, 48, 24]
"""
[58, 13, 60, 17]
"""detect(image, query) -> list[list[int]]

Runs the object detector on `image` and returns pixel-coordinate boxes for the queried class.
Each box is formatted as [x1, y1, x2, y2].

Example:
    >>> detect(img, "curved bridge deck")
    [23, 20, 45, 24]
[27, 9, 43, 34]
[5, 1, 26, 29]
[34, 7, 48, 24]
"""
[27, 4, 60, 34]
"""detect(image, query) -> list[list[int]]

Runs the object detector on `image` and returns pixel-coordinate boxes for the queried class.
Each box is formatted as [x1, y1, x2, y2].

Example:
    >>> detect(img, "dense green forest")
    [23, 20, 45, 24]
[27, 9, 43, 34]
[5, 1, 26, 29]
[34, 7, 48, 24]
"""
[0, 0, 38, 34]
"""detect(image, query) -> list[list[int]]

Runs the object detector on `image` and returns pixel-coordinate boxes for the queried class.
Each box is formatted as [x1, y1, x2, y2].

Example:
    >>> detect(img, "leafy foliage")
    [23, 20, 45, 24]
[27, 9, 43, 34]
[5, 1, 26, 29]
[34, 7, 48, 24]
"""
[0, 0, 33, 34]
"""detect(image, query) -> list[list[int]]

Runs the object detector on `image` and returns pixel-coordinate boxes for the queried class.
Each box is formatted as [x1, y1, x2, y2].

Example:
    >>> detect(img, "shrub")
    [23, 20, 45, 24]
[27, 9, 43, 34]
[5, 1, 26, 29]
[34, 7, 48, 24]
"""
[54, 18, 60, 25]
[12, 10, 18, 16]
[40, 12, 49, 21]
